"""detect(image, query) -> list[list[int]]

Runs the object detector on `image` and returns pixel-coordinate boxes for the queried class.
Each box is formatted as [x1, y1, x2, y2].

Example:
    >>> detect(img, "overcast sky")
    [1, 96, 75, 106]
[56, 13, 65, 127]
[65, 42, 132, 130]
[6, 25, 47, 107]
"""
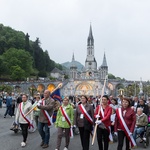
[0, 0, 150, 81]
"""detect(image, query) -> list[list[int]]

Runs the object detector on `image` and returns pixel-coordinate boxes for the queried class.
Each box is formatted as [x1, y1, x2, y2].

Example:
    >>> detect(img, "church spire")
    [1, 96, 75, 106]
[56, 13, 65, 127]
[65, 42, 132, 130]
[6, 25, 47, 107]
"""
[101, 52, 107, 67]
[87, 24, 94, 46]
[71, 52, 76, 68]
[72, 52, 75, 62]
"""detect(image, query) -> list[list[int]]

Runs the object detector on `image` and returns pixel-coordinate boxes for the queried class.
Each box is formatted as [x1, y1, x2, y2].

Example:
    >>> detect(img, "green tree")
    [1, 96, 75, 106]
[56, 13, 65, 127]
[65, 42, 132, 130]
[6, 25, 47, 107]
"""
[0, 24, 67, 79]
[11, 65, 26, 80]
[0, 56, 8, 76]
[0, 85, 12, 93]
[2, 48, 33, 79]
[108, 73, 116, 79]
[32, 38, 46, 75]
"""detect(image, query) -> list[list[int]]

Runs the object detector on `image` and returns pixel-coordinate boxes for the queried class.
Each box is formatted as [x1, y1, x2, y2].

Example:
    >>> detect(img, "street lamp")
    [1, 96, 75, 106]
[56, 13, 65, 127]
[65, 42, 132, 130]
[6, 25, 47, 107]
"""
[134, 81, 136, 96]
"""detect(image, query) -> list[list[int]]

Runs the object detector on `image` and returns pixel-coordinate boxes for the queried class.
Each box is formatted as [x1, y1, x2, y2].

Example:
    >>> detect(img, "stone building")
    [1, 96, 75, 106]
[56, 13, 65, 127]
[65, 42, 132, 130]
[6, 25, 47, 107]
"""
[61, 25, 109, 97]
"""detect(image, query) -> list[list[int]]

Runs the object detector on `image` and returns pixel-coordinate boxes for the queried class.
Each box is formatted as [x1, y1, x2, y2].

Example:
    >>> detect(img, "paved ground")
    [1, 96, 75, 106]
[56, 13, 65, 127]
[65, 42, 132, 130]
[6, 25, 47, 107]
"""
[0, 106, 149, 150]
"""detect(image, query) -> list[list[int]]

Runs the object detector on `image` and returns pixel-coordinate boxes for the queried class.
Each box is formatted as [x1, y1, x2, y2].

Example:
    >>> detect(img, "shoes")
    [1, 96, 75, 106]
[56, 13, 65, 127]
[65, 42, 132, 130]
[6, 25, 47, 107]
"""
[10, 126, 15, 130]
[63, 147, 68, 150]
[132, 146, 137, 149]
[40, 141, 44, 146]
[4, 116, 6, 118]
[143, 137, 146, 141]
[21, 142, 26, 147]
[42, 144, 49, 148]
[55, 149, 58, 150]
[139, 139, 143, 143]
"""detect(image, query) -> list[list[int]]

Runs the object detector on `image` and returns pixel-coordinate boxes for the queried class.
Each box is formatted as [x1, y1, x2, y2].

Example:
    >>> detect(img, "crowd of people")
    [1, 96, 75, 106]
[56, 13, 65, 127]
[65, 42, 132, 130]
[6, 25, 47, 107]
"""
[0, 91, 150, 150]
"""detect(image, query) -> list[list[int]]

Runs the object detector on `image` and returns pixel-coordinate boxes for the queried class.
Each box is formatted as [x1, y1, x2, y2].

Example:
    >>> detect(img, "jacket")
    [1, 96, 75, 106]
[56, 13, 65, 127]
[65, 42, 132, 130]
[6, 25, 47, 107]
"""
[114, 107, 136, 133]
[94, 105, 112, 127]
[33, 101, 40, 116]
[55, 104, 74, 128]
[136, 113, 148, 127]
[75, 103, 94, 130]
[6, 96, 12, 107]
[15, 101, 33, 124]
[38, 98, 55, 123]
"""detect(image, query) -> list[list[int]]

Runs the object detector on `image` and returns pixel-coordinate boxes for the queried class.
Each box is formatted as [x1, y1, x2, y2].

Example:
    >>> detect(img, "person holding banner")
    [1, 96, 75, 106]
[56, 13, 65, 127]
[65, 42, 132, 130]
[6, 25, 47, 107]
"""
[55, 97, 74, 150]
[114, 97, 136, 150]
[15, 94, 34, 147]
[37, 90, 55, 148]
[94, 95, 112, 150]
[74, 95, 94, 150]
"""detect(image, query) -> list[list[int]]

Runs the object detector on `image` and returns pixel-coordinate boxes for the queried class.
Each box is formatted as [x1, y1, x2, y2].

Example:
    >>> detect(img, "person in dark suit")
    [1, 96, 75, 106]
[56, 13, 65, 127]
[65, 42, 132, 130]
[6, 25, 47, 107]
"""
[136, 99, 149, 115]
[74, 95, 94, 150]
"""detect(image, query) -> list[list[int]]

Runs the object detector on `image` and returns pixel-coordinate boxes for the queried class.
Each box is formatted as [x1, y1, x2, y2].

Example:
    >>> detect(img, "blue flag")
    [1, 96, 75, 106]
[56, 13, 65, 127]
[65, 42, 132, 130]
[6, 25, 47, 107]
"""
[50, 88, 62, 103]
[50, 88, 62, 123]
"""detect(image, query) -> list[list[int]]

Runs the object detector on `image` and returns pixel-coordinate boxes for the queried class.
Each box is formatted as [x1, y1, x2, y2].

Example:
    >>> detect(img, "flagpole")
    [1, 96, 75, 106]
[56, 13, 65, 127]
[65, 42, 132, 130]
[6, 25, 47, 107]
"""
[91, 75, 108, 145]
[24, 83, 63, 117]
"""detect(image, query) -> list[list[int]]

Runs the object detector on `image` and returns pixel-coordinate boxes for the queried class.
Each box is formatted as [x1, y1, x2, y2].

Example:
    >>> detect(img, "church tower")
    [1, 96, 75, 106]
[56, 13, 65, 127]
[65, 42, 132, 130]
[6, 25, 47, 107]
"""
[85, 25, 97, 72]
[70, 53, 77, 79]
[99, 52, 108, 80]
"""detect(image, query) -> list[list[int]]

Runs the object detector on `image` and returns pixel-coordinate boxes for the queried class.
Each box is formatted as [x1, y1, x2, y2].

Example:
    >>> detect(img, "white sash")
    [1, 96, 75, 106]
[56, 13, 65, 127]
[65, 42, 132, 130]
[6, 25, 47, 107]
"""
[60, 106, 73, 138]
[19, 103, 35, 132]
[79, 104, 93, 124]
[42, 100, 53, 127]
[117, 108, 136, 147]
[99, 105, 113, 142]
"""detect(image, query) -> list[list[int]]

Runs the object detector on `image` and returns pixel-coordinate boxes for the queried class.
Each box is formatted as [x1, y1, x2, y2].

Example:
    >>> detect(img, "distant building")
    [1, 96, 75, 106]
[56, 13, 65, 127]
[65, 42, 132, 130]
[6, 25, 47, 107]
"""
[61, 25, 109, 97]
[50, 67, 63, 79]
[69, 25, 108, 81]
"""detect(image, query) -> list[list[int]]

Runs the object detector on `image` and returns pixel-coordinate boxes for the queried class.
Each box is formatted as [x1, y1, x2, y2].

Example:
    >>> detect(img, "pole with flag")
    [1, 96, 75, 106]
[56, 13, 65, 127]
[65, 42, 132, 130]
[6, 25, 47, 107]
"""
[50, 87, 62, 123]
[91, 75, 108, 145]
[24, 83, 63, 117]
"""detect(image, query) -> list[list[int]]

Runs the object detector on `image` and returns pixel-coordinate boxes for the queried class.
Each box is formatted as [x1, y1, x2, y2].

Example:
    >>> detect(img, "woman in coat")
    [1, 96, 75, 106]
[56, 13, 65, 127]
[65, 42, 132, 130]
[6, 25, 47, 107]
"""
[55, 97, 74, 150]
[114, 97, 136, 150]
[75, 95, 94, 150]
[15, 94, 33, 147]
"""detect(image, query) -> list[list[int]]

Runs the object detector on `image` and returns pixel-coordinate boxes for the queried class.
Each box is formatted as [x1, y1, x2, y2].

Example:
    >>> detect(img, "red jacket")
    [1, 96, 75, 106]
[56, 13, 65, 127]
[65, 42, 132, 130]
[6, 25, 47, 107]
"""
[94, 105, 112, 127]
[114, 107, 136, 133]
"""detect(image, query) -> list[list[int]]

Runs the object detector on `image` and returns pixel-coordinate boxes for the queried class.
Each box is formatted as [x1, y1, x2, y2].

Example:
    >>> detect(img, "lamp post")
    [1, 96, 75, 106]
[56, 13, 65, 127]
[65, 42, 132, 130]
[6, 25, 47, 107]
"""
[134, 81, 136, 96]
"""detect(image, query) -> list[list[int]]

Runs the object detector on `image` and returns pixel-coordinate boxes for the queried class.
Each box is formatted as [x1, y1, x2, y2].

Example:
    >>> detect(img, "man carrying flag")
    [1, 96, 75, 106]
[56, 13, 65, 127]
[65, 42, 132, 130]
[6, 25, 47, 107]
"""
[37, 90, 55, 148]
[50, 88, 62, 123]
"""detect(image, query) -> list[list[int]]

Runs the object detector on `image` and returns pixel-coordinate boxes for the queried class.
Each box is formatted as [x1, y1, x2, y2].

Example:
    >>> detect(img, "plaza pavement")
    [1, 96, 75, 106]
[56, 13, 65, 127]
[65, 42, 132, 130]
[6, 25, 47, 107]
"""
[0, 107, 149, 150]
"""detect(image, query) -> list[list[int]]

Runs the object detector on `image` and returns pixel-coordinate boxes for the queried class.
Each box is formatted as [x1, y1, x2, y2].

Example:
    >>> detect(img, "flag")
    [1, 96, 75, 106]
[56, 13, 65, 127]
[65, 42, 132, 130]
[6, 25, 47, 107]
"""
[50, 88, 62, 123]
[50, 88, 62, 103]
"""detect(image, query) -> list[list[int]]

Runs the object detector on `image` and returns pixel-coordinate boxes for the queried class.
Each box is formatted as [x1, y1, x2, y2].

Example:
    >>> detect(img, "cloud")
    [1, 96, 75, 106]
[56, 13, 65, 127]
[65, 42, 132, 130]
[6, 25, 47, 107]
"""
[0, 0, 150, 81]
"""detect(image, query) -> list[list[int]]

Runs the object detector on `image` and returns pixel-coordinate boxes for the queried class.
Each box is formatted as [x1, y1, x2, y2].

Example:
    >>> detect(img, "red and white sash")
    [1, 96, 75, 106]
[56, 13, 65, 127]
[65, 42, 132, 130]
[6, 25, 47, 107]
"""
[60, 106, 73, 138]
[79, 104, 93, 125]
[116, 108, 136, 147]
[19, 102, 34, 129]
[99, 105, 113, 142]
[42, 100, 53, 127]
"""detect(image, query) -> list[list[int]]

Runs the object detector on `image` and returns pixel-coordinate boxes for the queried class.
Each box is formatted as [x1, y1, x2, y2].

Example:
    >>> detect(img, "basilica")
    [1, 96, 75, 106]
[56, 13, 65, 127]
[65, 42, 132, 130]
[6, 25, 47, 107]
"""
[61, 25, 109, 97]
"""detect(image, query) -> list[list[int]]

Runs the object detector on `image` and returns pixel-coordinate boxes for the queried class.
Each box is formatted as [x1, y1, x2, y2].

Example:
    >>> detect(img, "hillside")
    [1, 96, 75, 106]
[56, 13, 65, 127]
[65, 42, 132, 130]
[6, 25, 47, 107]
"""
[61, 61, 84, 71]
[0, 24, 62, 80]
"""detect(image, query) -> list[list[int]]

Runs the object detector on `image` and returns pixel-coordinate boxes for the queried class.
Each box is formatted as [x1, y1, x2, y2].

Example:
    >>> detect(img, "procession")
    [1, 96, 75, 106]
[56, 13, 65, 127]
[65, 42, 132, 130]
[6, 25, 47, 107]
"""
[0, 80, 150, 150]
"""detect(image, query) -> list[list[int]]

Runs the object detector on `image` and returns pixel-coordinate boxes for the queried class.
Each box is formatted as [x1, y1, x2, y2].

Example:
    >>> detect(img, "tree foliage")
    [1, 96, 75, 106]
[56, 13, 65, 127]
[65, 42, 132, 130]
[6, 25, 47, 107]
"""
[108, 73, 116, 79]
[0, 85, 12, 93]
[0, 23, 63, 80]
[2, 48, 33, 80]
